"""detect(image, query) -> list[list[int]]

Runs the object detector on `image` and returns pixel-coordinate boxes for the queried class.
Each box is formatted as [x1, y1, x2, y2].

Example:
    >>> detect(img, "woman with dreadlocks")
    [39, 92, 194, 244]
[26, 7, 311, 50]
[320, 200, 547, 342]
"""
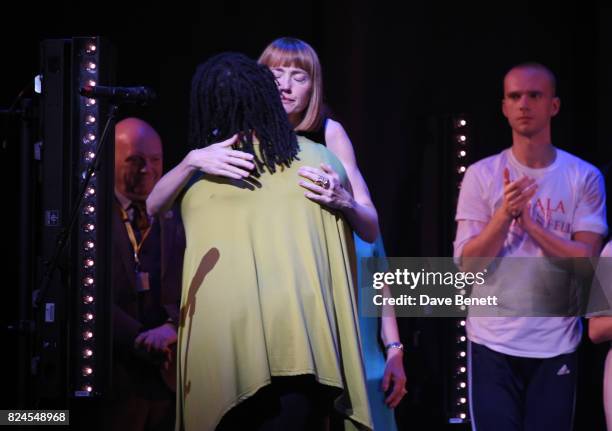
[148, 52, 373, 430]
[259, 37, 406, 430]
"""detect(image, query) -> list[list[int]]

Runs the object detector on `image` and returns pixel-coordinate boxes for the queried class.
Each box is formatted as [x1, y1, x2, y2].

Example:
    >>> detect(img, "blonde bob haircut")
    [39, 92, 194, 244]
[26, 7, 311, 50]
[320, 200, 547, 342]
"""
[258, 37, 323, 132]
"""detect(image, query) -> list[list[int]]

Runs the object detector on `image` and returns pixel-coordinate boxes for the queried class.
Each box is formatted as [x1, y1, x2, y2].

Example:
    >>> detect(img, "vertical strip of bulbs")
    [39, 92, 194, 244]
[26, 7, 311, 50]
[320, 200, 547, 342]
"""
[451, 116, 470, 424]
[75, 38, 99, 396]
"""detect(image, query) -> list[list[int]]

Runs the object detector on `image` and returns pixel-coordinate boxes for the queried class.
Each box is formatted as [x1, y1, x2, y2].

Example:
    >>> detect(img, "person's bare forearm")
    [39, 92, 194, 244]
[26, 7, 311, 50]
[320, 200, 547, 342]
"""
[461, 207, 513, 272]
[148, 135, 255, 216]
[379, 285, 401, 346]
[523, 221, 594, 258]
[343, 201, 379, 243]
[147, 152, 196, 216]
[589, 316, 612, 344]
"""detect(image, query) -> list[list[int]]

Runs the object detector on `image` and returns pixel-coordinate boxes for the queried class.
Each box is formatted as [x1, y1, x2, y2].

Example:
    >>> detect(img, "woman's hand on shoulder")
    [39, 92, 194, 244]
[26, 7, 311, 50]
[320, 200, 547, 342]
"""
[187, 134, 255, 179]
[298, 163, 354, 210]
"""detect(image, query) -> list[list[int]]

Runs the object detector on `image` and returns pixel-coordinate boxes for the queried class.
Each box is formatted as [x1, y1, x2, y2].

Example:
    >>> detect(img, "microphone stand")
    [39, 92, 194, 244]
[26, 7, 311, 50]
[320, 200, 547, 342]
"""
[34, 104, 118, 308]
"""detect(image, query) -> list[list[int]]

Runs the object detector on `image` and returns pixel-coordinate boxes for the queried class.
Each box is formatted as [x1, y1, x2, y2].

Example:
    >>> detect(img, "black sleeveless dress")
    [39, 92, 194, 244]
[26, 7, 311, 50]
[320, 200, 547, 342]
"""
[297, 117, 329, 146]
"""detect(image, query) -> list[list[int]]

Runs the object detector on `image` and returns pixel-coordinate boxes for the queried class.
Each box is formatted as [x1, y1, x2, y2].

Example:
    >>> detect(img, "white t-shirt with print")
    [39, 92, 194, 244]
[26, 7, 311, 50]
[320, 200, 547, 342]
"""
[454, 147, 607, 358]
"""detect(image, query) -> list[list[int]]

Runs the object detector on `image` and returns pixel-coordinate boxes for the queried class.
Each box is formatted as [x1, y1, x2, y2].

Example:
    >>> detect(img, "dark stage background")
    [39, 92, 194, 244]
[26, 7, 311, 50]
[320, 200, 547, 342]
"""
[1, 2, 611, 430]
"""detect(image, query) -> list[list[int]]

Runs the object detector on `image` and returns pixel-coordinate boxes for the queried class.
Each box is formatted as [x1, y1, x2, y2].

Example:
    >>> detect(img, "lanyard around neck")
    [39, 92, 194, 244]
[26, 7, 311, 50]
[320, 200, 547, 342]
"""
[119, 206, 152, 266]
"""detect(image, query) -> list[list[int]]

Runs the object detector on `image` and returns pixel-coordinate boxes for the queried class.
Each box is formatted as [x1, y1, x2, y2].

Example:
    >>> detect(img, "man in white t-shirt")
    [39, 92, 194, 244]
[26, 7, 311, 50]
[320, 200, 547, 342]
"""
[454, 63, 607, 431]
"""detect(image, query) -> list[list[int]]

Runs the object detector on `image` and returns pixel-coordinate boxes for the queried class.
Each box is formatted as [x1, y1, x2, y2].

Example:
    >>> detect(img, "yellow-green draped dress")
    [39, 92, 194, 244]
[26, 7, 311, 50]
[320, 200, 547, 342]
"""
[176, 137, 373, 430]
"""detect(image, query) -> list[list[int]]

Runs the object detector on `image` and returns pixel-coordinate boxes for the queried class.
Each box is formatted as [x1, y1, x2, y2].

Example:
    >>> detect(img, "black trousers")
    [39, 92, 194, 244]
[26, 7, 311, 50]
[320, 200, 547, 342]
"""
[469, 341, 577, 431]
[216, 374, 344, 431]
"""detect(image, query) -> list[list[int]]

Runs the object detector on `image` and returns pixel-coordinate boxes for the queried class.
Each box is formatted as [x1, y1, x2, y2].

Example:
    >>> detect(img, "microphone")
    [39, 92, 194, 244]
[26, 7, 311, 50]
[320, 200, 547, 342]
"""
[79, 85, 157, 105]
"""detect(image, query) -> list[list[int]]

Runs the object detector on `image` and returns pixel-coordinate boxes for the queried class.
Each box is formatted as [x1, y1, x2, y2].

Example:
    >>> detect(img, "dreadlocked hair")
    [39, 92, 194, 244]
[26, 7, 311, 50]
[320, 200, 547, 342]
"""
[189, 52, 299, 173]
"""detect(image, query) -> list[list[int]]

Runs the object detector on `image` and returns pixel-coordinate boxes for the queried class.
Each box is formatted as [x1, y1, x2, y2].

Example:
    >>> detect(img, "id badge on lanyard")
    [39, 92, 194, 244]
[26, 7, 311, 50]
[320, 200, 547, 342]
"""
[135, 270, 151, 292]
[120, 206, 152, 292]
